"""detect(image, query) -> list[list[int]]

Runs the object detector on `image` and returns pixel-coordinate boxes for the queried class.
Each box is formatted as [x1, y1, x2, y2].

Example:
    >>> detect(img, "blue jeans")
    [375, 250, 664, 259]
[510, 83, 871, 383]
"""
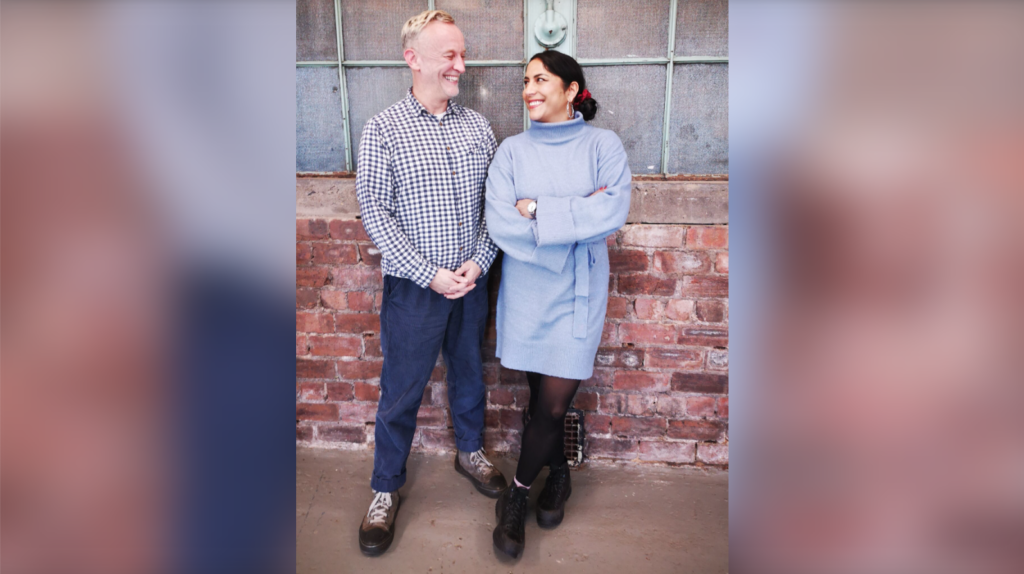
[371, 273, 488, 492]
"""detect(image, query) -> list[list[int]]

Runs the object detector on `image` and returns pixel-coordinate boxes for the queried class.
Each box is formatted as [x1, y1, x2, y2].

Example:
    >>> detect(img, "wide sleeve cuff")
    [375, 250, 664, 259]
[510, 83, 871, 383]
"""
[535, 195, 576, 246]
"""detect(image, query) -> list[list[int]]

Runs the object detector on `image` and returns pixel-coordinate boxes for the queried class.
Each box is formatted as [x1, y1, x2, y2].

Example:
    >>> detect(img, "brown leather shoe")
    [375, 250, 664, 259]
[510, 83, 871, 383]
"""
[358, 490, 400, 556]
[454, 448, 508, 498]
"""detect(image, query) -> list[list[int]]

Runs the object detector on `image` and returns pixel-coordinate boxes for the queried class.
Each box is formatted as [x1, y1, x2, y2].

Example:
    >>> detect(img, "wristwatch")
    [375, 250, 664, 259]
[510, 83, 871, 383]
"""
[527, 200, 537, 218]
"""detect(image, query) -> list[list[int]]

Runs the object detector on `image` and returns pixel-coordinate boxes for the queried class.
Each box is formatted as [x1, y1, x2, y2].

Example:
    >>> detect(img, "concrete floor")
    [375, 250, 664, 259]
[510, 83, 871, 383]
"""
[297, 448, 728, 574]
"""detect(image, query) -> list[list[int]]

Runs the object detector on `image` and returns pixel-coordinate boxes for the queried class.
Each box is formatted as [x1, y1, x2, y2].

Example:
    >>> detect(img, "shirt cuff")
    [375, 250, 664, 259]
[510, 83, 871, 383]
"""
[535, 195, 576, 246]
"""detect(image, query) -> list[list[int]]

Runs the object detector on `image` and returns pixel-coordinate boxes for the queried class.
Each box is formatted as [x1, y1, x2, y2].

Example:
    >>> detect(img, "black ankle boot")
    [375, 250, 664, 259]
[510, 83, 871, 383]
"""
[536, 462, 571, 528]
[492, 484, 529, 558]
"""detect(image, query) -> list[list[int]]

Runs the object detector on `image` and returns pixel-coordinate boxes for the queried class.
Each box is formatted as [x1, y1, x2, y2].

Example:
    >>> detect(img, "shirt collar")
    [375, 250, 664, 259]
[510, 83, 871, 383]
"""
[404, 88, 462, 119]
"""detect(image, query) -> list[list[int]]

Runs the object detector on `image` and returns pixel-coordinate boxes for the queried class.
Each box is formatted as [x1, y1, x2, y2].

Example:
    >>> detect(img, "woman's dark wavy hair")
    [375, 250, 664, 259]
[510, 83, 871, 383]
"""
[528, 50, 598, 121]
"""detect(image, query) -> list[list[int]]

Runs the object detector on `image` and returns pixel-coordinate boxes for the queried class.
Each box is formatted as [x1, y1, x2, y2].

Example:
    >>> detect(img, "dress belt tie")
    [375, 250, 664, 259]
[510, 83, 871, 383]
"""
[572, 242, 597, 339]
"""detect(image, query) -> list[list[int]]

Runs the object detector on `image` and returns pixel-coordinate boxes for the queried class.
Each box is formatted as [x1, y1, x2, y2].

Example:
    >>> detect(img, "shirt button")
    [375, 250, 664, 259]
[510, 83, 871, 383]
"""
[458, 222, 463, 227]
[459, 247, 463, 251]
[446, 146, 450, 150]
[439, 121, 443, 126]
[451, 171, 456, 175]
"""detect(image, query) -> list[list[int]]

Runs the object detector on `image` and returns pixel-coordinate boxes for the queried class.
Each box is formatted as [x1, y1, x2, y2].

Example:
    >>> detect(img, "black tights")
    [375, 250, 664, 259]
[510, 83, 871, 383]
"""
[514, 372, 581, 487]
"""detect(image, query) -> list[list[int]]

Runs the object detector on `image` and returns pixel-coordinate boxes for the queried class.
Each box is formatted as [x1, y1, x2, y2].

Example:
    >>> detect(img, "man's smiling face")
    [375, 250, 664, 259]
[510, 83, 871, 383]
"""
[408, 21, 466, 106]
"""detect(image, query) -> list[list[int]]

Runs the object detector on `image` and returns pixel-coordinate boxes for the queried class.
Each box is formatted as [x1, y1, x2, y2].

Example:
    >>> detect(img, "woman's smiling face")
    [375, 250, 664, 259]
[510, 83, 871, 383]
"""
[523, 59, 578, 124]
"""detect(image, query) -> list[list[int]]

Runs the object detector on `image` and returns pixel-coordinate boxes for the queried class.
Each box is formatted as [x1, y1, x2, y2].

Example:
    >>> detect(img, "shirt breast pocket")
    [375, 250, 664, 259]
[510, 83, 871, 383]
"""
[455, 139, 490, 183]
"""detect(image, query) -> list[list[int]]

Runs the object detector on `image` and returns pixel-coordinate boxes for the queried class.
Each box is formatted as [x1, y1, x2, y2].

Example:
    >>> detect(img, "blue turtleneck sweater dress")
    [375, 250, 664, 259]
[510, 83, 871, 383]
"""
[484, 112, 632, 380]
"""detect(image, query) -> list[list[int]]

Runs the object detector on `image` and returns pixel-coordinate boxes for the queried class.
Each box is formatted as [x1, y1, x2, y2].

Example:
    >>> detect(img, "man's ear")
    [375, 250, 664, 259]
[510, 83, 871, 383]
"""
[403, 48, 419, 71]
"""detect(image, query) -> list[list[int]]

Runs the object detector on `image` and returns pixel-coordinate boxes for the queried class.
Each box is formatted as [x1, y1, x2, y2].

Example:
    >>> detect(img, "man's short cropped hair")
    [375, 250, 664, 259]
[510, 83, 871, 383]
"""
[401, 10, 456, 50]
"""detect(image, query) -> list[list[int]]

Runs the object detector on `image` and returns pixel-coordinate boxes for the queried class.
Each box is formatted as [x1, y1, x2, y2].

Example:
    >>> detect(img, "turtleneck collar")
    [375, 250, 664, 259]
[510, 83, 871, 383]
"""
[526, 111, 587, 144]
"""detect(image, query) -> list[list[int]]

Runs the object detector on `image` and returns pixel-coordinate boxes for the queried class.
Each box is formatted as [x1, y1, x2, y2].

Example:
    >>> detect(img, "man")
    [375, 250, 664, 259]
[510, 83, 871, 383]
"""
[354, 10, 508, 556]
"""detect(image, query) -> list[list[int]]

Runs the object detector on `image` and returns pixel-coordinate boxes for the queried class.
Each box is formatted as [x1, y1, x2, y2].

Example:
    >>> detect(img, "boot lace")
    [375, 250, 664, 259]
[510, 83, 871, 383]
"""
[366, 491, 392, 526]
[540, 464, 569, 506]
[505, 487, 528, 532]
[469, 448, 496, 475]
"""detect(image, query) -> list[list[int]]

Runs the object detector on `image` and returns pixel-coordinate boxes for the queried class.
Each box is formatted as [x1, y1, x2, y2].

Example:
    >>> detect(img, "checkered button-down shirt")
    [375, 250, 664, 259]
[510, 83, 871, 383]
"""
[356, 89, 499, 289]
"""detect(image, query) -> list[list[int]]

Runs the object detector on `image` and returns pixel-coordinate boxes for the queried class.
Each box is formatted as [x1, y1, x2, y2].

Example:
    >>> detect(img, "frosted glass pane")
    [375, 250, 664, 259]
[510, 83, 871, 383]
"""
[297, 67, 347, 172]
[345, 67, 414, 171]
[675, 0, 729, 57]
[297, 0, 338, 61]
[583, 65, 666, 175]
[578, 0, 671, 59]
[340, 0, 424, 61]
[453, 66, 524, 144]
[437, 0, 523, 61]
[667, 64, 728, 174]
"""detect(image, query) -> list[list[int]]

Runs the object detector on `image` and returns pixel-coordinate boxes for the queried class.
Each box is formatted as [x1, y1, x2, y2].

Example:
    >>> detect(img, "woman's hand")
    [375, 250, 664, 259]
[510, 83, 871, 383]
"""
[515, 198, 535, 218]
[588, 186, 608, 197]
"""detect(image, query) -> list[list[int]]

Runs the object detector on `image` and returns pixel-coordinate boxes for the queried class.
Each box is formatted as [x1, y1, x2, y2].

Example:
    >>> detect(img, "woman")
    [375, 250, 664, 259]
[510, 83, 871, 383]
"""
[484, 50, 631, 559]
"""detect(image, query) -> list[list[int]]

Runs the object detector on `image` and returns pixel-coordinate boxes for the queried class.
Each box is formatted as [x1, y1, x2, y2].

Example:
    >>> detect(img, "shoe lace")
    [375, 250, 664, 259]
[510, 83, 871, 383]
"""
[469, 449, 495, 474]
[506, 488, 528, 529]
[366, 491, 392, 526]
[542, 465, 569, 502]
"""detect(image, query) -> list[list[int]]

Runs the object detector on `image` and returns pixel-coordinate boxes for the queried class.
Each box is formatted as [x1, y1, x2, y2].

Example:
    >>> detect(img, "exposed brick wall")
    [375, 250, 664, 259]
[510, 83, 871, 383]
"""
[295, 216, 729, 467]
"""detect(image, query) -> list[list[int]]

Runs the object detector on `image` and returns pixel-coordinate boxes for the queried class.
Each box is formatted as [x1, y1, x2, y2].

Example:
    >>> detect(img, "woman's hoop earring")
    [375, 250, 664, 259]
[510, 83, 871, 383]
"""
[567, 101, 573, 119]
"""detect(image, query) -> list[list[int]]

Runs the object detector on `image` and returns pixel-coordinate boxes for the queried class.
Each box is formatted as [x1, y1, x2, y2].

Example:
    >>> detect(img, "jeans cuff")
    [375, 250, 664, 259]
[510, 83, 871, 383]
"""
[455, 436, 482, 452]
[371, 472, 406, 493]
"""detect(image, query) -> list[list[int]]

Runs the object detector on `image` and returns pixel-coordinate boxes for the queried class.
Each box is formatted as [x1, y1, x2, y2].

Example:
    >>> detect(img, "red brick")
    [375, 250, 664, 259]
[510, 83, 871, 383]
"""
[622, 226, 684, 248]
[611, 416, 667, 437]
[296, 334, 308, 356]
[677, 327, 728, 347]
[715, 252, 729, 274]
[320, 289, 347, 310]
[634, 298, 664, 320]
[600, 322, 617, 346]
[620, 323, 677, 346]
[653, 251, 711, 275]
[584, 414, 612, 434]
[358, 244, 382, 266]
[374, 291, 383, 309]
[612, 371, 669, 392]
[686, 227, 728, 249]
[499, 367, 527, 386]
[600, 393, 657, 416]
[296, 287, 319, 309]
[707, 349, 728, 371]
[681, 276, 728, 297]
[593, 347, 644, 369]
[329, 219, 371, 241]
[297, 358, 336, 379]
[609, 249, 649, 273]
[297, 267, 331, 287]
[618, 274, 676, 296]
[645, 348, 703, 370]
[483, 429, 518, 453]
[511, 387, 531, 408]
[585, 437, 637, 459]
[336, 359, 382, 380]
[671, 373, 728, 394]
[416, 406, 447, 427]
[296, 403, 337, 421]
[308, 335, 361, 358]
[296, 425, 313, 442]
[606, 296, 630, 319]
[330, 266, 383, 290]
[581, 368, 614, 388]
[325, 382, 354, 401]
[717, 397, 729, 419]
[654, 396, 687, 417]
[297, 243, 312, 265]
[337, 402, 377, 424]
[639, 440, 696, 463]
[430, 366, 446, 382]
[664, 299, 695, 322]
[499, 409, 524, 432]
[482, 363, 499, 385]
[695, 300, 725, 322]
[606, 231, 620, 248]
[347, 291, 374, 312]
[297, 382, 324, 402]
[487, 388, 514, 406]
[354, 382, 380, 401]
[361, 336, 382, 358]
[484, 408, 501, 428]
[318, 425, 365, 443]
[297, 311, 334, 333]
[312, 242, 358, 265]
[420, 428, 456, 449]
[572, 391, 598, 411]
[423, 384, 433, 405]
[697, 443, 728, 465]
[297, 218, 329, 240]
[667, 419, 724, 441]
[687, 396, 717, 418]
[333, 313, 380, 334]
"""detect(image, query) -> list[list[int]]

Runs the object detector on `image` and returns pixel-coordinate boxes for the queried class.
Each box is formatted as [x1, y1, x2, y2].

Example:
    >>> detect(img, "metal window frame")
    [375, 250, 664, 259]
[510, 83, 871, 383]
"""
[296, 0, 727, 174]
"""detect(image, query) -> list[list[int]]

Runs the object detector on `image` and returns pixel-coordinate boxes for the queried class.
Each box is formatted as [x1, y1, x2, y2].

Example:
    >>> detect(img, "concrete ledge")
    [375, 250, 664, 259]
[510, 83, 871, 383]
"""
[297, 177, 728, 224]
